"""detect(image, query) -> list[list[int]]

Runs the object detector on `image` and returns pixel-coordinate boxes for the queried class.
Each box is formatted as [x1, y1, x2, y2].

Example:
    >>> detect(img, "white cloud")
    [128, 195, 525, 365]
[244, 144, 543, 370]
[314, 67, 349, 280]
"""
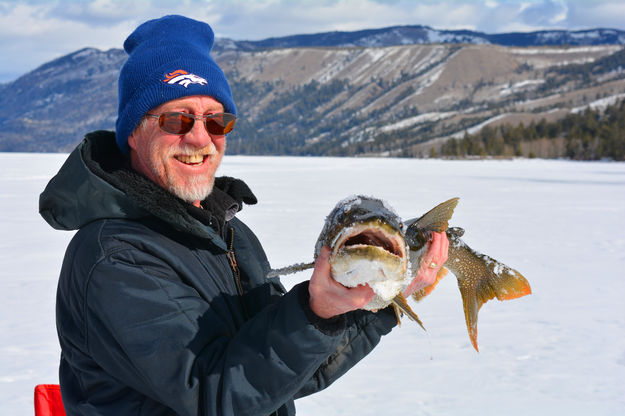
[0, 2, 135, 80]
[516, 0, 568, 28]
[567, 1, 625, 29]
[1, 0, 625, 83]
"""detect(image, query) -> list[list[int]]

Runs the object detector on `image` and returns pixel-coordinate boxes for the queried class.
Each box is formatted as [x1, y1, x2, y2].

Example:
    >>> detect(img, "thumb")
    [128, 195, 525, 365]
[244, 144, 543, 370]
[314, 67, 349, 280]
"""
[315, 246, 331, 274]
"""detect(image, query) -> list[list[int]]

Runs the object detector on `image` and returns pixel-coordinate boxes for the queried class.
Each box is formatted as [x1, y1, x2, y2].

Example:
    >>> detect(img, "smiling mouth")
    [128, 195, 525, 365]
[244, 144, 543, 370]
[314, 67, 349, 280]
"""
[175, 154, 208, 166]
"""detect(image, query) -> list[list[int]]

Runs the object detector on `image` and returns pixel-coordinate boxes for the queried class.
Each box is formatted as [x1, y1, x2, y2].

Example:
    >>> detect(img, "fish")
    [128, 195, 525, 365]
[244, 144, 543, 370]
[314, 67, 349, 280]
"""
[268, 195, 532, 352]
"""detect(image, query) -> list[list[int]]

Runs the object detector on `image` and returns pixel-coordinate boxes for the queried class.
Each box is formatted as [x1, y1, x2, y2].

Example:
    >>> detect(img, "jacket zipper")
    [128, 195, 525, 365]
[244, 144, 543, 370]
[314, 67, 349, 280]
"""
[227, 227, 279, 416]
[226, 226, 250, 320]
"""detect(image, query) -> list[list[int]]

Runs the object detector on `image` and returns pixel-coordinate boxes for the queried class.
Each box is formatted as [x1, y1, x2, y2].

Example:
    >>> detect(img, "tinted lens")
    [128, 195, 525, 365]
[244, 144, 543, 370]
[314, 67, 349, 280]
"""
[205, 113, 237, 135]
[159, 113, 195, 134]
[155, 112, 236, 135]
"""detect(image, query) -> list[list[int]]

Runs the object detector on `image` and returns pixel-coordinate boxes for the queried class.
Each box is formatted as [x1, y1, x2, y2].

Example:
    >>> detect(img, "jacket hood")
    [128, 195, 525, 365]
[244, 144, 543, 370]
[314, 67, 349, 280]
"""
[39, 131, 257, 246]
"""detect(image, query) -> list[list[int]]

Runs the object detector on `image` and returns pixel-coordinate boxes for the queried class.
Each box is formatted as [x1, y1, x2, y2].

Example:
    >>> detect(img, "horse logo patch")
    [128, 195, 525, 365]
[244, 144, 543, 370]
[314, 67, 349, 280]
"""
[163, 70, 208, 88]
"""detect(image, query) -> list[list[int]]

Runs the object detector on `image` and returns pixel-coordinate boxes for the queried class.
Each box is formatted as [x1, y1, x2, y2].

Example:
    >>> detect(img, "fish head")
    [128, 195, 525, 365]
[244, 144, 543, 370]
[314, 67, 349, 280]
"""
[404, 197, 460, 272]
[315, 195, 410, 309]
[404, 221, 430, 252]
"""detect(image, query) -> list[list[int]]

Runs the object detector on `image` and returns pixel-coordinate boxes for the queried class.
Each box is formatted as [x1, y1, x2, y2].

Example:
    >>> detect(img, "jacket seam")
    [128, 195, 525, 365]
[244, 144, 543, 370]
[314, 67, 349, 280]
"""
[82, 246, 202, 404]
[245, 288, 342, 415]
[83, 220, 107, 353]
[324, 313, 378, 368]
[83, 231, 201, 353]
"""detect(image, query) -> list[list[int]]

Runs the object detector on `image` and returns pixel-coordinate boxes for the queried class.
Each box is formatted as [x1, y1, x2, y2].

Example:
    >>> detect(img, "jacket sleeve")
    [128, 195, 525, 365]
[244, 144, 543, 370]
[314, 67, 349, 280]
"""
[84, 248, 347, 416]
[294, 291, 398, 399]
[229, 217, 398, 401]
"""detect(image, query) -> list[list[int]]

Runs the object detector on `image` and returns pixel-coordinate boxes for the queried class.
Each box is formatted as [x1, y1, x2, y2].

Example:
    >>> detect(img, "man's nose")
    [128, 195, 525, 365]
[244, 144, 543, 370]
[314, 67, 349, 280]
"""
[182, 118, 212, 148]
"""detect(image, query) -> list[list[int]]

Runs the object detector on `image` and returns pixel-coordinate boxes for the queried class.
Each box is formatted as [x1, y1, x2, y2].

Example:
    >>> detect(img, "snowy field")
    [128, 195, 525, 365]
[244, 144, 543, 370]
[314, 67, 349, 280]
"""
[1, 153, 624, 415]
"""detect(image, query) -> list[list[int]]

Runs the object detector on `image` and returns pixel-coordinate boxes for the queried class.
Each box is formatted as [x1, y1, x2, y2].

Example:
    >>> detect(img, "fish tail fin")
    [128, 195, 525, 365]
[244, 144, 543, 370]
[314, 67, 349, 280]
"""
[461, 286, 481, 352]
[392, 294, 426, 331]
[446, 236, 531, 352]
[411, 267, 448, 302]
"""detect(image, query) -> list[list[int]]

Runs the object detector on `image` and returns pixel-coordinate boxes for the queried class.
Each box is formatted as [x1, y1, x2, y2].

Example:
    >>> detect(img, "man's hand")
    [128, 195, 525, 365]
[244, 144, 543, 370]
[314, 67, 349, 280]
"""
[308, 246, 375, 319]
[403, 231, 449, 298]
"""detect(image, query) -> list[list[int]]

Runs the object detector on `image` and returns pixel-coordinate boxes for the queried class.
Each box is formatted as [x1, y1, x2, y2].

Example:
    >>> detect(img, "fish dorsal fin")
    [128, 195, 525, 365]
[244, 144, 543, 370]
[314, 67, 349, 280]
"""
[407, 197, 459, 233]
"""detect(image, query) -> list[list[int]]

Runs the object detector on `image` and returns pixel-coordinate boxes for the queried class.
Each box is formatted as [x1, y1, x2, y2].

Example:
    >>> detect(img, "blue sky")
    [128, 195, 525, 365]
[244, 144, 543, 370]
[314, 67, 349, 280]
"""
[1, 0, 625, 83]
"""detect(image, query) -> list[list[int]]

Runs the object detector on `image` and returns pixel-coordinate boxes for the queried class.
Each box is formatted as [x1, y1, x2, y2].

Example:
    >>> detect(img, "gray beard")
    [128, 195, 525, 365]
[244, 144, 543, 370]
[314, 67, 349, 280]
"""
[166, 174, 215, 203]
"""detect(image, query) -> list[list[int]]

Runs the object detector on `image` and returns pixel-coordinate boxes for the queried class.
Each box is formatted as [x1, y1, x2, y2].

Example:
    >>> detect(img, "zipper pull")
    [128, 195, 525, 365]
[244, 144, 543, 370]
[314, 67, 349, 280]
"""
[226, 226, 250, 319]
[226, 250, 238, 271]
[226, 227, 238, 271]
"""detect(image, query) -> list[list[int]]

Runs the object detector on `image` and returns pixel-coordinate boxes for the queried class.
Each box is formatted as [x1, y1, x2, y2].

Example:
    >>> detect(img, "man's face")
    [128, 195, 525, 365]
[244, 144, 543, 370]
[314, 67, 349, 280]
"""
[128, 95, 227, 205]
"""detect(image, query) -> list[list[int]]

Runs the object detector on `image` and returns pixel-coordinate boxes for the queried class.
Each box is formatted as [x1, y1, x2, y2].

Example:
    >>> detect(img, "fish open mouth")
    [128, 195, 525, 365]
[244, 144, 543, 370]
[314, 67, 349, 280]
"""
[330, 221, 409, 302]
[333, 222, 406, 261]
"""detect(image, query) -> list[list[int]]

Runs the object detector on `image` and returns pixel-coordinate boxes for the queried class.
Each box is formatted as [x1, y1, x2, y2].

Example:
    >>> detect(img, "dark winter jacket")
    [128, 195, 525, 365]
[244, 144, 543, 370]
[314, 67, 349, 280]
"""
[39, 131, 397, 416]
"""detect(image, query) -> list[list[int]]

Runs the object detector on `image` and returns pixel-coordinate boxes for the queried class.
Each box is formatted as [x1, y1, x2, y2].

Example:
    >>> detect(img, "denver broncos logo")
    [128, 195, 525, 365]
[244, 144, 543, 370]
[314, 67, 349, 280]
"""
[163, 70, 208, 88]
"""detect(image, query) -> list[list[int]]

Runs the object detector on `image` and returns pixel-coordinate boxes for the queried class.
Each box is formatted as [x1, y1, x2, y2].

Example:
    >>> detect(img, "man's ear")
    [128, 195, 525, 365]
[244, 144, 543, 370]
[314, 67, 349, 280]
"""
[128, 130, 138, 152]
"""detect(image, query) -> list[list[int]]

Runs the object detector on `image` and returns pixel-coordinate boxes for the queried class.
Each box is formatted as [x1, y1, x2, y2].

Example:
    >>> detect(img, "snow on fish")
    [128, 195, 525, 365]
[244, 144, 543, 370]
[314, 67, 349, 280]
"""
[269, 195, 532, 352]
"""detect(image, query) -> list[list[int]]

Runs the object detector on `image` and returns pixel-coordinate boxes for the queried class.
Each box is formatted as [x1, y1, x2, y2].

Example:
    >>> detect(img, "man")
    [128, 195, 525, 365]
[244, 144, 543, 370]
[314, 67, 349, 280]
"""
[40, 15, 448, 415]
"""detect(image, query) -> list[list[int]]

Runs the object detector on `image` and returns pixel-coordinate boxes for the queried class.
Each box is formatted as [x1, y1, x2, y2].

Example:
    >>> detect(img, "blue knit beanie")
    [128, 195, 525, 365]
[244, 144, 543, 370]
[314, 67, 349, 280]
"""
[115, 15, 236, 155]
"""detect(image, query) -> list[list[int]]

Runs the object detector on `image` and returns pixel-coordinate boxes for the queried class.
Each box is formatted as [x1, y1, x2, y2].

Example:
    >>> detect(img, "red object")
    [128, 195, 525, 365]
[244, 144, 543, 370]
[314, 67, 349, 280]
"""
[34, 384, 66, 416]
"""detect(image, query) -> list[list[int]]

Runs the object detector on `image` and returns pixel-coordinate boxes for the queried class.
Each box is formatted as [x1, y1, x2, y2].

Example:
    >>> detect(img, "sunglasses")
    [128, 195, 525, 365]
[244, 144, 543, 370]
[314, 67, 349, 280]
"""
[145, 112, 236, 135]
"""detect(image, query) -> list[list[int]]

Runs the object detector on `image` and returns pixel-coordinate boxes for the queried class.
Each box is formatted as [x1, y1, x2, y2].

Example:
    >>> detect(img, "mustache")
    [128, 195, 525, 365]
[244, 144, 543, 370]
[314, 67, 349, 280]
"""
[168, 142, 217, 157]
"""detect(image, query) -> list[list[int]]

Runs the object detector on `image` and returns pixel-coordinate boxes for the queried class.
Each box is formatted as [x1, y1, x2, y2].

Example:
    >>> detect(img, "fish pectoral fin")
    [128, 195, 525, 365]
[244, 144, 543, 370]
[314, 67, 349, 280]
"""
[447, 238, 532, 352]
[411, 267, 448, 302]
[391, 304, 403, 326]
[392, 294, 426, 331]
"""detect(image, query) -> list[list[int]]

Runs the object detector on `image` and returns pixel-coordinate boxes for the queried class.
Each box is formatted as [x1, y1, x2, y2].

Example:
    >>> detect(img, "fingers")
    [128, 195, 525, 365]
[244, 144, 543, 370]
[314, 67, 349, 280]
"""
[309, 246, 375, 319]
[403, 231, 449, 297]
[313, 245, 332, 280]
[432, 231, 449, 265]
[425, 231, 448, 270]
[345, 283, 375, 306]
[309, 232, 451, 316]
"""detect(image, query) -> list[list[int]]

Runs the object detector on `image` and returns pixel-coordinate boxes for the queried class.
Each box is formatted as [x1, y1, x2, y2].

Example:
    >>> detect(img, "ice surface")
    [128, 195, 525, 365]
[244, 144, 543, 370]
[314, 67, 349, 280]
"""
[1, 153, 625, 415]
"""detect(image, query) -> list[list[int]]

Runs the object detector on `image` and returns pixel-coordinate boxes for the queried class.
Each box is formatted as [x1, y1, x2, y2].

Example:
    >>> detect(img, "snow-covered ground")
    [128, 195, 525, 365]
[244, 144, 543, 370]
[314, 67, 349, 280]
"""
[1, 153, 624, 415]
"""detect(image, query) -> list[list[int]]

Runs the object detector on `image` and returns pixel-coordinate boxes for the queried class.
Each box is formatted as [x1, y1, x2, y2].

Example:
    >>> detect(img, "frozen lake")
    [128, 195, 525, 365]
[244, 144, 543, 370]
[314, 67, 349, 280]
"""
[1, 153, 624, 415]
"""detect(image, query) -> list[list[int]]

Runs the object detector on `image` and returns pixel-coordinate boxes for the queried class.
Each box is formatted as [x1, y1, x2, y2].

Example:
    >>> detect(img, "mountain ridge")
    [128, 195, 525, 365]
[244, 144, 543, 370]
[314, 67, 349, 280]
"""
[1, 25, 625, 156]
[213, 25, 625, 51]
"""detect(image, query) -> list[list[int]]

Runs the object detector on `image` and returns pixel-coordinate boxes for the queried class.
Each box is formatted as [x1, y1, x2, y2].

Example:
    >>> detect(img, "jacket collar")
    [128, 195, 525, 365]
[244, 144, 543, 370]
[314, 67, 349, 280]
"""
[40, 130, 257, 248]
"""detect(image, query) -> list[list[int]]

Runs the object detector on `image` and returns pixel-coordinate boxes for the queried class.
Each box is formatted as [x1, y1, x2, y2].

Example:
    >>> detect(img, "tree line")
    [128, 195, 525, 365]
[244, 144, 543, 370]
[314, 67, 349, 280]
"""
[439, 98, 625, 160]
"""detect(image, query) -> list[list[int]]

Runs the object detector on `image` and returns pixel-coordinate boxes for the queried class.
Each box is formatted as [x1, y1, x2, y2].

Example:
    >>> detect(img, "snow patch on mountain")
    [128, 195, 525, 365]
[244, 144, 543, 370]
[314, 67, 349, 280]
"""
[380, 111, 456, 132]
[571, 93, 625, 113]
[499, 79, 545, 96]
[510, 45, 622, 55]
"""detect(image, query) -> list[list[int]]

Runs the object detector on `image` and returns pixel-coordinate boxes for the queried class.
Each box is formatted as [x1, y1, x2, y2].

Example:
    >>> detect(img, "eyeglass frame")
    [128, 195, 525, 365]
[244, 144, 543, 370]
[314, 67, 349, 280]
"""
[144, 111, 237, 136]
